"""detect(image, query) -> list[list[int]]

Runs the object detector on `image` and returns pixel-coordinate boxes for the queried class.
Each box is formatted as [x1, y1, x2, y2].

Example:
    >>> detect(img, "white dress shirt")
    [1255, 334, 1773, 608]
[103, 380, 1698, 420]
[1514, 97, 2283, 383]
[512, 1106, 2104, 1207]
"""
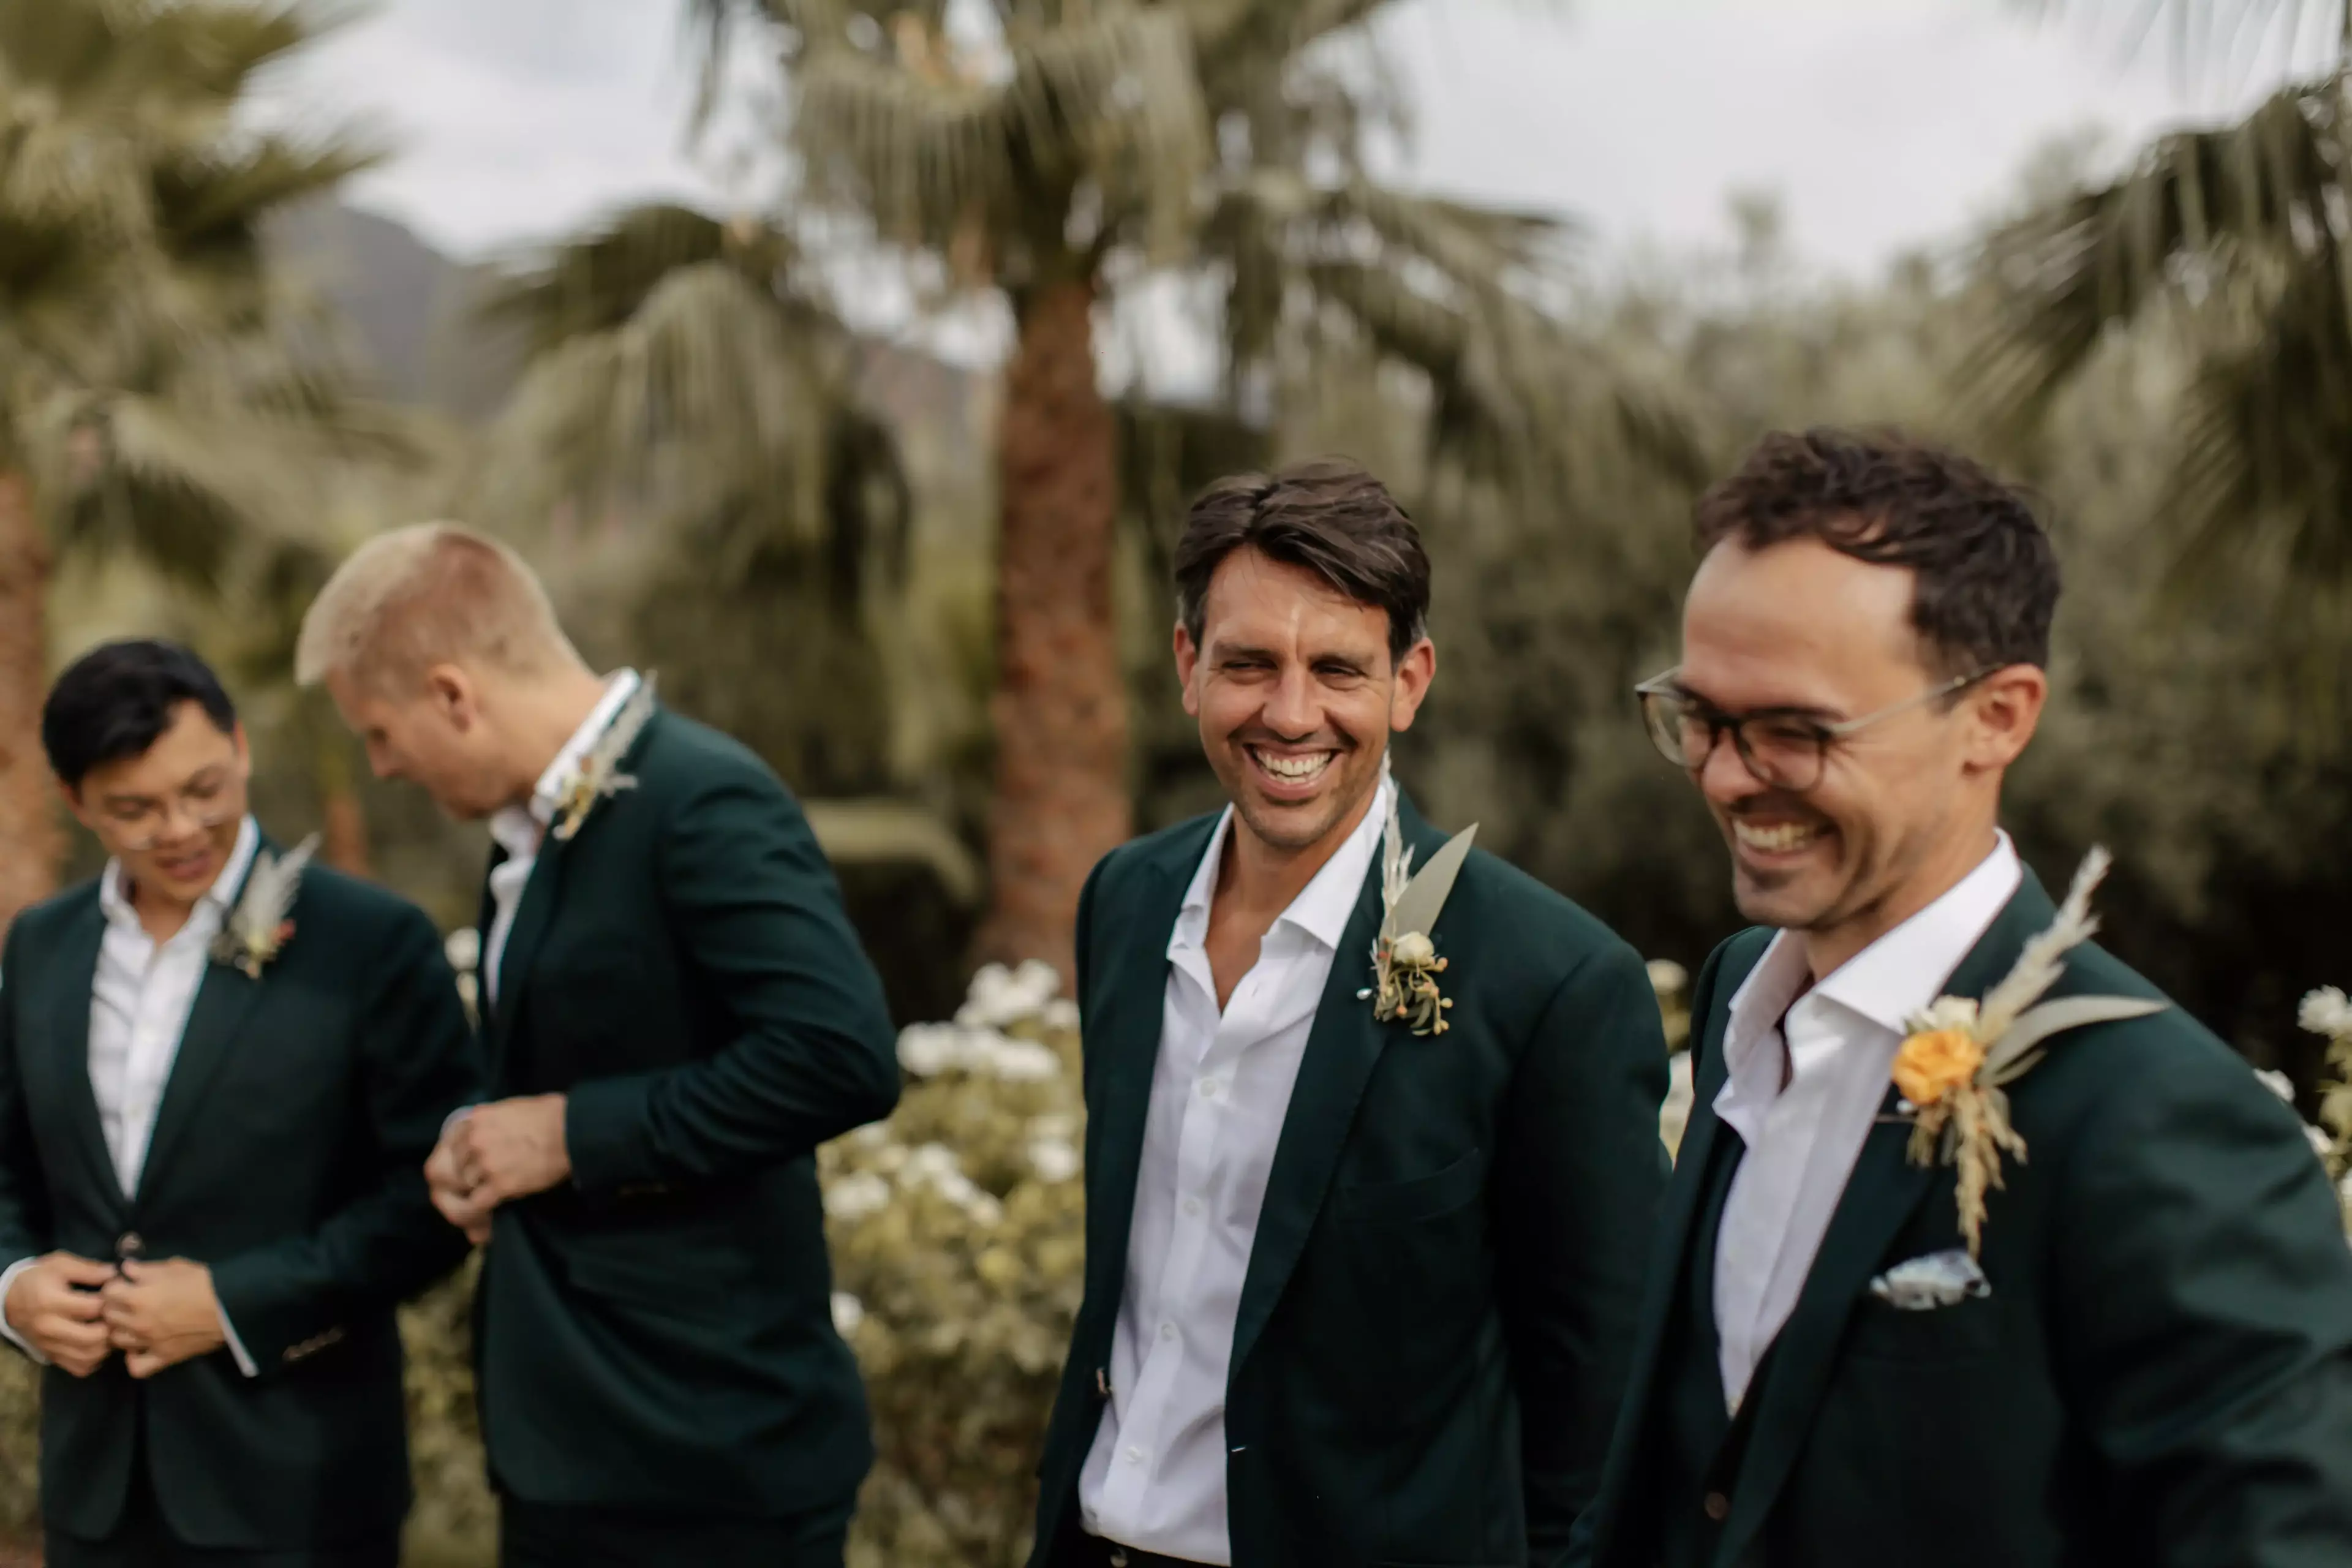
[0, 816, 265, 1375]
[483, 669, 640, 1008]
[1079, 777, 1391, 1566]
[1710, 832, 2021, 1413]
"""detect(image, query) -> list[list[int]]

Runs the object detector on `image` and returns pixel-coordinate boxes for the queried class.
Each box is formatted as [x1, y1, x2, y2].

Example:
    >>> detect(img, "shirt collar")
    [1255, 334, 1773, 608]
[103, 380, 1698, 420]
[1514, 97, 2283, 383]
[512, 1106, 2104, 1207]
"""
[1171, 774, 1393, 957]
[491, 669, 641, 857]
[1721, 831, 2024, 1063]
[100, 813, 263, 932]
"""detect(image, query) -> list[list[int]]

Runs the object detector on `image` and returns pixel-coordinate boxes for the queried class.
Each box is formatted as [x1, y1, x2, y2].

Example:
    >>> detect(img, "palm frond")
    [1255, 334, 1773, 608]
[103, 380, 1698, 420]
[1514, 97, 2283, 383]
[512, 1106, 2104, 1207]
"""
[1972, 72, 2346, 429]
[480, 260, 834, 538]
[483, 202, 806, 355]
[792, 4, 1211, 260]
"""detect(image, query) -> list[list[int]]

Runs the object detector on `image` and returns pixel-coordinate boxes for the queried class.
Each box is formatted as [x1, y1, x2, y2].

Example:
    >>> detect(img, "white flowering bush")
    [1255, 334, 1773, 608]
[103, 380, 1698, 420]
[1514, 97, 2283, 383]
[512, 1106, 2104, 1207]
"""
[2295, 987, 2352, 1237]
[827, 960, 1086, 1568]
[1650, 959, 1695, 1160]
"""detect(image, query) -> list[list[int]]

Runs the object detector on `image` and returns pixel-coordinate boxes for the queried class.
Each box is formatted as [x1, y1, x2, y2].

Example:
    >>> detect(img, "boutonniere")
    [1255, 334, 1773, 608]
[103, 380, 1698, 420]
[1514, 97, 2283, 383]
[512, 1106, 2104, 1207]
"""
[550, 673, 658, 842]
[1355, 779, 1479, 1036]
[209, 834, 320, 979]
[1893, 846, 2166, 1257]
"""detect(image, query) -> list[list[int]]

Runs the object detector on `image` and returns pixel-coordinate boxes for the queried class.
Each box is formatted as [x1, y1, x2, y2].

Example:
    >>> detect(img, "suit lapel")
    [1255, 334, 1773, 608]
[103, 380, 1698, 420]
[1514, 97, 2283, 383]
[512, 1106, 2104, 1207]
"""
[485, 831, 567, 1082]
[484, 707, 665, 1080]
[1717, 873, 2059, 1563]
[1079, 834, 1202, 1338]
[137, 848, 278, 1199]
[44, 895, 129, 1216]
[1227, 799, 1448, 1379]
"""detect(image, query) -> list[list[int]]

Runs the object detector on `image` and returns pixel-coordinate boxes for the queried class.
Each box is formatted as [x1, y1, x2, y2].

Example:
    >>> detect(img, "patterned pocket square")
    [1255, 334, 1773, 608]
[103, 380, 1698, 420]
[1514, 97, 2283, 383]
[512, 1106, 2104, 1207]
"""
[1867, 1248, 1991, 1311]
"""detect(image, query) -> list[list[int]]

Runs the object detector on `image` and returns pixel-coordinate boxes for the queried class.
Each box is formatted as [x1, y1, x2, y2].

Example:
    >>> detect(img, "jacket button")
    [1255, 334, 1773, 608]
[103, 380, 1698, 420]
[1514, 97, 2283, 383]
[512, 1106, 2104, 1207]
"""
[115, 1233, 143, 1262]
[1703, 1491, 1730, 1522]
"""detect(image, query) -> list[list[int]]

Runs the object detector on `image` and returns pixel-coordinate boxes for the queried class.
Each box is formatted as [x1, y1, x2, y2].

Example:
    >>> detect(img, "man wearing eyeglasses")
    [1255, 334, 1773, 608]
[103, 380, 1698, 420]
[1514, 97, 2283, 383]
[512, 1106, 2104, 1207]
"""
[1570, 430, 2352, 1568]
[0, 639, 480, 1567]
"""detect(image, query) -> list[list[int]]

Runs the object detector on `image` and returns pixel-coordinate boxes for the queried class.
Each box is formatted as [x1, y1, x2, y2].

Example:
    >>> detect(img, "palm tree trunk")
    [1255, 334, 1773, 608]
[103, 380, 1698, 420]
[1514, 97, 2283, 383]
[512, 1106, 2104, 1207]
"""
[974, 275, 1132, 985]
[0, 469, 60, 936]
[315, 733, 372, 878]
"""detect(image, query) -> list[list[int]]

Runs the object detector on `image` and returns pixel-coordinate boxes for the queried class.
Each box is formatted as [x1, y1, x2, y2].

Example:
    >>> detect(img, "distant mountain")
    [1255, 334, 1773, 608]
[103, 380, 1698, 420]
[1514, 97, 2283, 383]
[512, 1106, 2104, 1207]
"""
[262, 200, 990, 537]
[265, 200, 522, 419]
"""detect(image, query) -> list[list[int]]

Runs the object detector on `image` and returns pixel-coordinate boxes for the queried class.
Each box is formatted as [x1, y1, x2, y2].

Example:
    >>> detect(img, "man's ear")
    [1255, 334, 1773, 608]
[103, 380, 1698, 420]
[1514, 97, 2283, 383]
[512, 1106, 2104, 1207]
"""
[1173, 622, 1202, 718]
[423, 663, 477, 730]
[1388, 638, 1438, 734]
[1964, 665, 2048, 772]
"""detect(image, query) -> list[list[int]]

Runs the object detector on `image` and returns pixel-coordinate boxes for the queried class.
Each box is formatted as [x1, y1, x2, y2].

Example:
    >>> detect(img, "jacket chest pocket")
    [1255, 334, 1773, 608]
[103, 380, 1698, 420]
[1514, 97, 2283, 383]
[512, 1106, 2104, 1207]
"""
[1842, 1292, 2007, 1363]
[1334, 1147, 1488, 1227]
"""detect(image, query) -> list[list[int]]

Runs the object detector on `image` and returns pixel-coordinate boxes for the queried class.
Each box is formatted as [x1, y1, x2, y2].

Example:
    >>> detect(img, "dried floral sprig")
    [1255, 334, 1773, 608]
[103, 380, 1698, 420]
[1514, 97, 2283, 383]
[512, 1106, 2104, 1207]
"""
[1895, 847, 2166, 1257]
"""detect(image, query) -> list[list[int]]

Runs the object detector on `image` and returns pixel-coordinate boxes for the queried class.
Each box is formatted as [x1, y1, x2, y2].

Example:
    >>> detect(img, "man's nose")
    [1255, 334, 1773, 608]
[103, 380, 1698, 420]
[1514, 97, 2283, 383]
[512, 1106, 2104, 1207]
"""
[1260, 665, 1320, 737]
[1695, 727, 1769, 804]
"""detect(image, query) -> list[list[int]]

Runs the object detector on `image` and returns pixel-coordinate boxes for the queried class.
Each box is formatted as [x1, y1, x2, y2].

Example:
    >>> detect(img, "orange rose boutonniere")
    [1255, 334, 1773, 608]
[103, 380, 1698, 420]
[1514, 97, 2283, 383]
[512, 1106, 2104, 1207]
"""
[1895, 847, 2167, 1257]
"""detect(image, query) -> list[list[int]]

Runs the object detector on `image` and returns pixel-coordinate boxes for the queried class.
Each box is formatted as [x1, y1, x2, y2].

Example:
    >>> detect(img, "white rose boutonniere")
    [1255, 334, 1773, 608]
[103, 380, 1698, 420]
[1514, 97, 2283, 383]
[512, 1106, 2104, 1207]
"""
[209, 834, 320, 979]
[1356, 777, 1478, 1038]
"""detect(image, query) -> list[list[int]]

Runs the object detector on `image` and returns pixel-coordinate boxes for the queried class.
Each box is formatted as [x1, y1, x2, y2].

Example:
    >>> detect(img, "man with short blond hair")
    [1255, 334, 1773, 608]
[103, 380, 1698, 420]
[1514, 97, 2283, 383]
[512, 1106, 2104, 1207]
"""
[299, 522, 902, 1568]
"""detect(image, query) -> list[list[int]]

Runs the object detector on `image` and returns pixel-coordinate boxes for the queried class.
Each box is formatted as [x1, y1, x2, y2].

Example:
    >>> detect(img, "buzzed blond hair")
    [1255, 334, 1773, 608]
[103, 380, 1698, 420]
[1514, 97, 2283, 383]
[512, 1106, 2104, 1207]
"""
[295, 522, 583, 695]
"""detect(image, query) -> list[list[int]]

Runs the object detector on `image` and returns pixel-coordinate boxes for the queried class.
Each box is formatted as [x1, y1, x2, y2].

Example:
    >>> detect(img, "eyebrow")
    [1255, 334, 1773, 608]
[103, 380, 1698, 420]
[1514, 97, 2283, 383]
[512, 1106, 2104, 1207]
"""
[97, 765, 229, 809]
[1672, 681, 1844, 723]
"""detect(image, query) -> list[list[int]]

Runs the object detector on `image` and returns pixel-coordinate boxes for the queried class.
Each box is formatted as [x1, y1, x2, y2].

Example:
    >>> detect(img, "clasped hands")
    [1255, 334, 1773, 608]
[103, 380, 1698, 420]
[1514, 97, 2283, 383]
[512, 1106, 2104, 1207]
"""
[2, 1254, 225, 1379]
[426, 1094, 571, 1245]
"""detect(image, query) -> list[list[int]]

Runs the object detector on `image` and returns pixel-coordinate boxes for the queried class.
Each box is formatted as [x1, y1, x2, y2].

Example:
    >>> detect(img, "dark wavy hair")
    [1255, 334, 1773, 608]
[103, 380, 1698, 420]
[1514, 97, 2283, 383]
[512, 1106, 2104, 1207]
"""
[1695, 428, 2061, 674]
[1174, 458, 1431, 662]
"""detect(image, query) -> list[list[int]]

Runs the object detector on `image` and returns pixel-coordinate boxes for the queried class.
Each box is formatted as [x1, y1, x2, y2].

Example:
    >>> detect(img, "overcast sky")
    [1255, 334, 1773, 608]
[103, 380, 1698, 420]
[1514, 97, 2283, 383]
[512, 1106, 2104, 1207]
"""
[271, 1, 2326, 285]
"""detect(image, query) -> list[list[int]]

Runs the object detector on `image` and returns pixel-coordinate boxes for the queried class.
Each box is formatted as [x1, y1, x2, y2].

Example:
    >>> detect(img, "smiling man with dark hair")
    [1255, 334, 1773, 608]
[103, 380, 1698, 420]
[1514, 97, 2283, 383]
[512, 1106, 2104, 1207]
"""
[1029, 458, 1669, 1568]
[0, 639, 479, 1568]
[1574, 429, 2352, 1568]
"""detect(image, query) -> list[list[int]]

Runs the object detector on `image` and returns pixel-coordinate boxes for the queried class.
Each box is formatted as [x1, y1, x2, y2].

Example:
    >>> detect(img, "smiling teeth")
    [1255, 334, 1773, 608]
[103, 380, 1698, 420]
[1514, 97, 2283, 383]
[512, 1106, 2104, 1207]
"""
[1254, 750, 1333, 781]
[1734, 820, 1822, 853]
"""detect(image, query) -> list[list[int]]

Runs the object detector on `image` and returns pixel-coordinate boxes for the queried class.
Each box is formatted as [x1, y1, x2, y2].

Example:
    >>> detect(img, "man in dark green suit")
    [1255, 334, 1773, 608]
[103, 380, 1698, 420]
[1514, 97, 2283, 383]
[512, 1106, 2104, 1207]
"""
[1577, 429, 2352, 1568]
[1028, 459, 1671, 1568]
[300, 522, 902, 1568]
[0, 639, 480, 1567]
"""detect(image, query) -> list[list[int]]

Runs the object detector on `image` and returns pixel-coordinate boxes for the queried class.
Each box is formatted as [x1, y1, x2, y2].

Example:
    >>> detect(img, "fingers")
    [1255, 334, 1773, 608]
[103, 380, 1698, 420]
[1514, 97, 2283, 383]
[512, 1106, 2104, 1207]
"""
[126, 1349, 164, 1380]
[40, 1317, 113, 1376]
[463, 1216, 492, 1246]
[47, 1254, 117, 1290]
[48, 1282, 106, 1323]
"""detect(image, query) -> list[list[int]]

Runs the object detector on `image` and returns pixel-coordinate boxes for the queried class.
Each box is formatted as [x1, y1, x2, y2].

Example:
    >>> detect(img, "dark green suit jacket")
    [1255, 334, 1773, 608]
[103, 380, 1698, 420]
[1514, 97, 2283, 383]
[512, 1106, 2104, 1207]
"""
[473, 705, 900, 1517]
[1030, 797, 1671, 1568]
[1574, 872, 2352, 1568]
[0, 844, 480, 1549]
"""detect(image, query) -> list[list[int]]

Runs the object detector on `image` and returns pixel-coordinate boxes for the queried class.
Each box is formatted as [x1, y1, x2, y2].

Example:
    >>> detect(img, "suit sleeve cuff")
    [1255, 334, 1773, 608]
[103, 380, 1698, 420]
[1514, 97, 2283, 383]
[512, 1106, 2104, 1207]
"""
[217, 1297, 259, 1378]
[0, 1257, 47, 1366]
[564, 1076, 660, 1194]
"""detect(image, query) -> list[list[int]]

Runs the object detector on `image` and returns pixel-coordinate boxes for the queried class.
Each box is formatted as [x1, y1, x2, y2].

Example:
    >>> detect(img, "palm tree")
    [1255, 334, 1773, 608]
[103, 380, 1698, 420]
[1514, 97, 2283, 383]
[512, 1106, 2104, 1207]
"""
[688, 0, 1673, 979]
[1980, 0, 2352, 710]
[0, 0, 378, 930]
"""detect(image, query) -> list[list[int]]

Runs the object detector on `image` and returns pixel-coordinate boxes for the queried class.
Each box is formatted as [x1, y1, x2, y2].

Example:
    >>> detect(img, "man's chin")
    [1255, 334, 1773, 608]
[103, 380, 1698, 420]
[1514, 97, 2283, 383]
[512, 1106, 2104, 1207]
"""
[1730, 867, 1834, 932]
[1232, 789, 1351, 854]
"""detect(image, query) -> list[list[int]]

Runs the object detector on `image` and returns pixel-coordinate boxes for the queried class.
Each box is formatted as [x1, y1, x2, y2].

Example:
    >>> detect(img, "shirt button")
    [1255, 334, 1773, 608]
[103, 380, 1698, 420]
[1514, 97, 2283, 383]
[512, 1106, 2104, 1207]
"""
[1182, 1197, 1202, 1217]
[1198, 1078, 1219, 1099]
[1123, 1446, 1143, 1464]
[1159, 1322, 1177, 1341]
[1703, 1491, 1730, 1522]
